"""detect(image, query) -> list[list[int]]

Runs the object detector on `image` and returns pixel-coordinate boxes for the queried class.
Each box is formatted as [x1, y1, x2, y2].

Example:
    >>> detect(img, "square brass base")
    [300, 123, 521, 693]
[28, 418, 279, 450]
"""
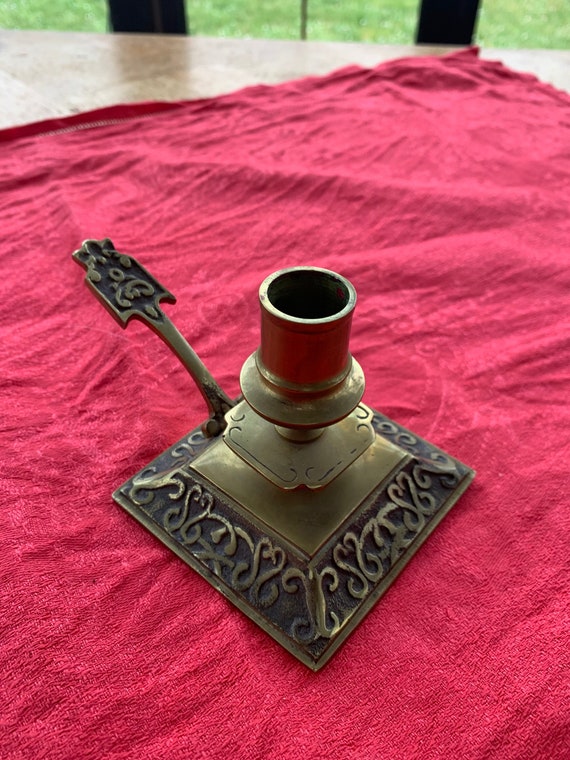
[114, 410, 474, 670]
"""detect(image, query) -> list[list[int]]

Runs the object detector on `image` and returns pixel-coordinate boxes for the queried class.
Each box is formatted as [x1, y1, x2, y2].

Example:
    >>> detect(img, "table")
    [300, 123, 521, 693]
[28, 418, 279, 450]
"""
[1, 30, 569, 129]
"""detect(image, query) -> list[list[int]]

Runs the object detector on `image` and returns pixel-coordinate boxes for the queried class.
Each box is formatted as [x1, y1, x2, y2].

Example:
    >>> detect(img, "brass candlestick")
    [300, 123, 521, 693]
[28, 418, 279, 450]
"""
[73, 238, 474, 670]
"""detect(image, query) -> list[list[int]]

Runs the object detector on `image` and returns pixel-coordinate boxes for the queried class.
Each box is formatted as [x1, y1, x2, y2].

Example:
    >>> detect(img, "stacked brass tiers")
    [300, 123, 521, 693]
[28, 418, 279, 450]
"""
[73, 239, 474, 670]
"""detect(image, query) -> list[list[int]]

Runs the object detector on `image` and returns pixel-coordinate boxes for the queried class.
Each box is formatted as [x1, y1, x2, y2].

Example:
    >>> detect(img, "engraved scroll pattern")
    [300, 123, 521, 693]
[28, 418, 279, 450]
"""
[124, 460, 338, 648]
[128, 465, 288, 610]
[73, 238, 174, 325]
[283, 454, 461, 644]
[331, 458, 455, 599]
[120, 415, 465, 651]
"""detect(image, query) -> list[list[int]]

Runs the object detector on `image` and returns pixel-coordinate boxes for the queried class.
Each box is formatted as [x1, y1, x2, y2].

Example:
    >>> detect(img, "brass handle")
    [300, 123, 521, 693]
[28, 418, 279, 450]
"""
[72, 238, 234, 436]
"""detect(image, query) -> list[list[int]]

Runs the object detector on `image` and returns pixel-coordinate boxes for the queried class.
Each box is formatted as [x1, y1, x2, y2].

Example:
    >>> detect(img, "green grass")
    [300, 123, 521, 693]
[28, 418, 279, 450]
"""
[0, 0, 568, 49]
[478, 1, 570, 49]
[0, 1, 107, 32]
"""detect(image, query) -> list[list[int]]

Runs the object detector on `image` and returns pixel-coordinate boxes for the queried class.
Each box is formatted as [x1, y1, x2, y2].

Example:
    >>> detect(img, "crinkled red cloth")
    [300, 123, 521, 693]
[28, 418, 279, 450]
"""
[1, 49, 569, 760]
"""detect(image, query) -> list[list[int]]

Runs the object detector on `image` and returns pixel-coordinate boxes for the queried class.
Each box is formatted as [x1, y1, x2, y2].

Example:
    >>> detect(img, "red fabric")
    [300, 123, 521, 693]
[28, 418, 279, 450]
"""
[1, 49, 569, 759]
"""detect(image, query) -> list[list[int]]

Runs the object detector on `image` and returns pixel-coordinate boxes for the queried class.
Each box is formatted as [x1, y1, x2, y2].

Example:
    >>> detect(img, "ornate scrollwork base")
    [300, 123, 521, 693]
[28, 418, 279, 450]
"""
[114, 411, 474, 670]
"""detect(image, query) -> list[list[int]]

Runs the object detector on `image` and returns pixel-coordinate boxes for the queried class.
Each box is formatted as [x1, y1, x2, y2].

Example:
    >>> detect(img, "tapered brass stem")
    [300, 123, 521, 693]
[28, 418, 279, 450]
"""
[148, 317, 234, 435]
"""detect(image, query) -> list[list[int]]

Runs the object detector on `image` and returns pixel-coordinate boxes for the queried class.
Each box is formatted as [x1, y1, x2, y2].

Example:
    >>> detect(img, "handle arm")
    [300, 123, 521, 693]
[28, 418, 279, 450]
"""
[72, 238, 234, 436]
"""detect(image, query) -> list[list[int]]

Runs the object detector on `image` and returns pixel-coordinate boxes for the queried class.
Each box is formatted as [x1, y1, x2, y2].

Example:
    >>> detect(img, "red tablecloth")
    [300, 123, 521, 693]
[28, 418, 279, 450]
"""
[1, 49, 569, 759]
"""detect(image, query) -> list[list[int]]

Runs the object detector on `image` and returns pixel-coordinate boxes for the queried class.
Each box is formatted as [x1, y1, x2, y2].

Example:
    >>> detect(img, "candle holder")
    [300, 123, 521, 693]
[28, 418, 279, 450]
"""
[73, 238, 474, 670]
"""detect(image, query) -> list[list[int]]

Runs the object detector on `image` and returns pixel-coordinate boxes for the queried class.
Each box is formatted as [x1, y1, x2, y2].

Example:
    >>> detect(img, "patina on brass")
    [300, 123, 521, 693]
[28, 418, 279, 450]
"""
[73, 238, 475, 670]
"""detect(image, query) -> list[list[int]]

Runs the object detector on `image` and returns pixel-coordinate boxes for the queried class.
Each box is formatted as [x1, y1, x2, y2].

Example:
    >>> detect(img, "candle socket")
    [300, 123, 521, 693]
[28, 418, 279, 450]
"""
[240, 267, 365, 431]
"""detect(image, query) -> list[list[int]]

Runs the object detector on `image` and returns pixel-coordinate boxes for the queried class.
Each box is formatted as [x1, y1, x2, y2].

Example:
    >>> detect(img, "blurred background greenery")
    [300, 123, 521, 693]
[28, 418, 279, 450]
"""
[0, 0, 568, 48]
